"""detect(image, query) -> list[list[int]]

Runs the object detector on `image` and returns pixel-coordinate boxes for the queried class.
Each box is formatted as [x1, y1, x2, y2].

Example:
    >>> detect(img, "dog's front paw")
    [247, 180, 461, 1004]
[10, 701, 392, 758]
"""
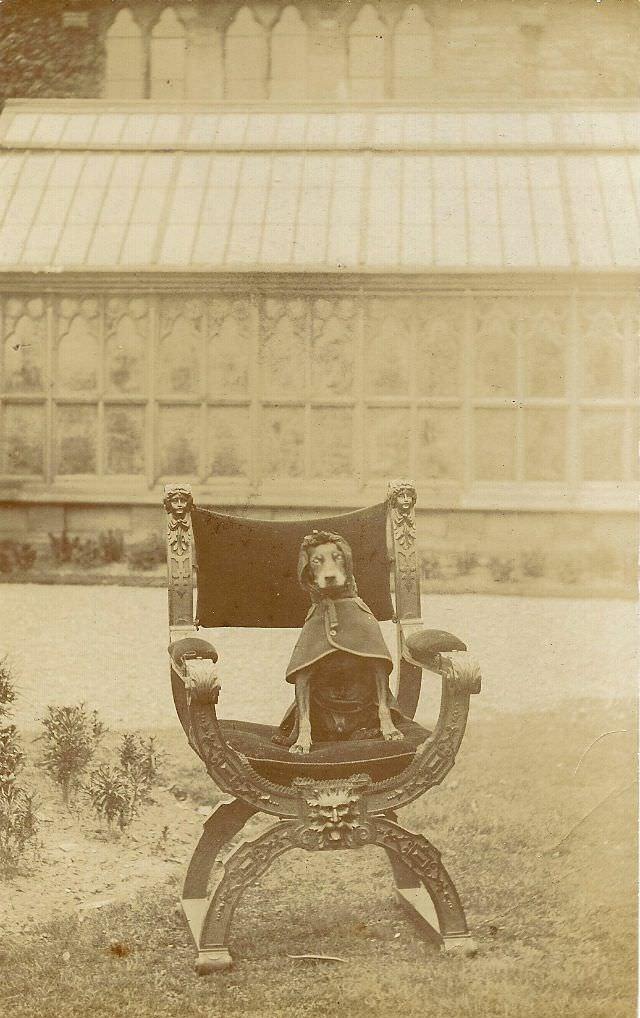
[381, 726, 404, 742]
[289, 740, 312, 754]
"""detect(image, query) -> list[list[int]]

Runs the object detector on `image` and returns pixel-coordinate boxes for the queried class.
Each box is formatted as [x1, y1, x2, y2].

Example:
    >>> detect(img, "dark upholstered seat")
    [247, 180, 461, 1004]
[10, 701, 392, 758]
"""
[220, 717, 429, 784]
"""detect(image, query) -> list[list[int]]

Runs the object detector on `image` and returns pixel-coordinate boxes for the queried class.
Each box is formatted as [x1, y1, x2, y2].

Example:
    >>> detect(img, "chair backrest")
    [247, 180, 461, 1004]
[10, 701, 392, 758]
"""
[191, 502, 393, 629]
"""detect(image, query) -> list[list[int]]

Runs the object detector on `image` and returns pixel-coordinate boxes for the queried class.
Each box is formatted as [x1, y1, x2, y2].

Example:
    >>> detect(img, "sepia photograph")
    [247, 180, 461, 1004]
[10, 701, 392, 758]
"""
[0, 0, 637, 1015]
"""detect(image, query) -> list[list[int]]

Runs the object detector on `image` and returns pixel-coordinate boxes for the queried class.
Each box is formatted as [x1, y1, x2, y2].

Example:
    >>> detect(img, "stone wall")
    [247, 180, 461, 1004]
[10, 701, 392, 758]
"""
[1, 0, 637, 105]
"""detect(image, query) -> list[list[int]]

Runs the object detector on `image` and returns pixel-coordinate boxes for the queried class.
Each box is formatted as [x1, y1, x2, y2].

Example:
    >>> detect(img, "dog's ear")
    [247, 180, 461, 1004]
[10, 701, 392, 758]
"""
[297, 545, 312, 589]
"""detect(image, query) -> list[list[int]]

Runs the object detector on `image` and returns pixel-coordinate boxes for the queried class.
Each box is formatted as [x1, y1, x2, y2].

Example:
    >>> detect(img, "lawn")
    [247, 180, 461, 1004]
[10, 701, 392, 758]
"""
[0, 587, 636, 1017]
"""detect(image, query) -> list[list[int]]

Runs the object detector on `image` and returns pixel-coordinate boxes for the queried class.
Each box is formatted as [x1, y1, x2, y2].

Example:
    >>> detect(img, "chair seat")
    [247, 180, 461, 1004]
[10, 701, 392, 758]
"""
[219, 717, 429, 785]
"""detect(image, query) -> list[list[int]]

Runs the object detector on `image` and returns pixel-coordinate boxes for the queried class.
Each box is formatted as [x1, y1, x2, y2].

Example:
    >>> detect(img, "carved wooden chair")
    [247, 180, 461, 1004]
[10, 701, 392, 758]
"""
[164, 480, 482, 974]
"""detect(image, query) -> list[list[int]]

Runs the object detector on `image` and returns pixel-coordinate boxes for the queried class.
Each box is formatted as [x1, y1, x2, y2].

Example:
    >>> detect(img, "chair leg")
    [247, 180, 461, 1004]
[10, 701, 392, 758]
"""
[180, 798, 257, 973]
[381, 811, 477, 956]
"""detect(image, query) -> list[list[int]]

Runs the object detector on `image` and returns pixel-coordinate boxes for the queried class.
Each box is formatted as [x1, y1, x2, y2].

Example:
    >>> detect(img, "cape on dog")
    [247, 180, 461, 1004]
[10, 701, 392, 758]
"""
[275, 529, 406, 754]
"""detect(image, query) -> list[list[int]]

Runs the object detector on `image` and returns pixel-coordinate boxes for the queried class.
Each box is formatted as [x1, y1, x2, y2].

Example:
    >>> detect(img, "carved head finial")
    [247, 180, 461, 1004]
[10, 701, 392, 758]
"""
[387, 479, 417, 516]
[163, 483, 193, 521]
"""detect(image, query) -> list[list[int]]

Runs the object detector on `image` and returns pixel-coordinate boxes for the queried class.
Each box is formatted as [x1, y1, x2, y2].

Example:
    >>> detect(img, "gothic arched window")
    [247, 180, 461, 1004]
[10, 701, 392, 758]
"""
[105, 9, 145, 99]
[225, 7, 268, 100]
[348, 5, 386, 100]
[271, 6, 309, 99]
[150, 7, 187, 99]
[393, 5, 433, 100]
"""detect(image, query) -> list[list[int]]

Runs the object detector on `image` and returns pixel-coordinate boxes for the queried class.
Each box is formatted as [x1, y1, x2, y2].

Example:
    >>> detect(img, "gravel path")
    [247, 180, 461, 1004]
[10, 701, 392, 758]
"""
[0, 585, 636, 731]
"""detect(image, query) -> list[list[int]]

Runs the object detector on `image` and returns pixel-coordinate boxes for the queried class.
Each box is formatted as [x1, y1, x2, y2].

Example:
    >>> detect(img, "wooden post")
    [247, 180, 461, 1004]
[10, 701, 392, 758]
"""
[163, 482, 197, 643]
[387, 478, 423, 718]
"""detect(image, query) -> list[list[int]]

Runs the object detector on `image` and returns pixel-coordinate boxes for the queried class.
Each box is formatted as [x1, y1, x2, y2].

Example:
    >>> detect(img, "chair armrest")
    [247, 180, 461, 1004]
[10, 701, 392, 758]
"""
[168, 637, 219, 704]
[402, 628, 467, 672]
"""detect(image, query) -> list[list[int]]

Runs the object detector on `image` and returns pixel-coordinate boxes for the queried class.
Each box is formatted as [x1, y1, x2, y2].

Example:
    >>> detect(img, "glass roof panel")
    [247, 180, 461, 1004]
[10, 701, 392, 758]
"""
[90, 114, 127, 145]
[528, 156, 570, 266]
[597, 155, 639, 266]
[61, 115, 97, 145]
[214, 114, 249, 146]
[175, 154, 210, 188]
[192, 221, 230, 264]
[524, 114, 554, 145]
[187, 114, 220, 145]
[336, 114, 367, 146]
[141, 154, 175, 187]
[31, 115, 67, 145]
[403, 113, 432, 146]
[99, 186, 138, 225]
[327, 218, 359, 266]
[493, 113, 526, 145]
[23, 224, 61, 263]
[3, 113, 39, 145]
[87, 223, 127, 265]
[432, 155, 466, 266]
[0, 152, 25, 188]
[49, 153, 85, 187]
[150, 114, 183, 145]
[463, 113, 496, 145]
[589, 113, 625, 147]
[306, 114, 336, 146]
[401, 221, 434, 267]
[120, 115, 155, 145]
[565, 155, 611, 267]
[117, 223, 159, 266]
[110, 154, 145, 187]
[34, 188, 74, 227]
[5, 186, 45, 225]
[158, 222, 198, 265]
[402, 155, 432, 225]
[226, 222, 262, 264]
[622, 113, 640, 148]
[66, 187, 104, 224]
[53, 224, 94, 266]
[261, 221, 295, 264]
[244, 114, 279, 145]
[16, 152, 55, 186]
[79, 153, 115, 186]
[131, 188, 166, 223]
[373, 114, 405, 146]
[0, 224, 29, 265]
[275, 114, 308, 145]
[433, 114, 464, 146]
[167, 188, 205, 224]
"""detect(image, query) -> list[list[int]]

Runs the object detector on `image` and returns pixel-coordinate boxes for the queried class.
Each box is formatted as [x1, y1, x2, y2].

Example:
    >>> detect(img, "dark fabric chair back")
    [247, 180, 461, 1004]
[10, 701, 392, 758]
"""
[192, 502, 393, 628]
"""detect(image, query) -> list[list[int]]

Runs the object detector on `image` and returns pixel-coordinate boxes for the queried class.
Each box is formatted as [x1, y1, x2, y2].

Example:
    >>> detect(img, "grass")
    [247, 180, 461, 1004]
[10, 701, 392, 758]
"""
[0, 699, 636, 1018]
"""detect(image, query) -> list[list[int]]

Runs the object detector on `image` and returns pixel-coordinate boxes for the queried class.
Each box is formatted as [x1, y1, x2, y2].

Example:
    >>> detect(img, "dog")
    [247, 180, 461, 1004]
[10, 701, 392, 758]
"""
[275, 530, 405, 755]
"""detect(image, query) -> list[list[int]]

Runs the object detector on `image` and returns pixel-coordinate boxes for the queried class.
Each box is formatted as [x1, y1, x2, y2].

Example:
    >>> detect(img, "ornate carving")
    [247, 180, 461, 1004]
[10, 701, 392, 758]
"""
[387, 479, 420, 605]
[294, 775, 372, 849]
[442, 651, 482, 696]
[183, 658, 220, 706]
[163, 483, 194, 629]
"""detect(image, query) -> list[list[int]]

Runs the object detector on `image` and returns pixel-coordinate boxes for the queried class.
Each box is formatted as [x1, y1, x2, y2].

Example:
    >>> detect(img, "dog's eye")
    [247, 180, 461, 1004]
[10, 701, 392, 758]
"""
[333, 552, 344, 563]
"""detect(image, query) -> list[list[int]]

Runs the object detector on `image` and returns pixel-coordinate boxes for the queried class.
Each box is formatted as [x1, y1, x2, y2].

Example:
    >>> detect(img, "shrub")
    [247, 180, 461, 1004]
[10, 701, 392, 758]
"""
[0, 784, 38, 868]
[39, 704, 107, 804]
[454, 550, 479, 576]
[520, 550, 546, 579]
[119, 733, 164, 790]
[420, 551, 442, 580]
[99, 530, 124, 564]
[488, 556, 516, 583]
[126, 532, 166, 572]
[0, 540, 37, 574]
[0, 657, 17, 721]
[48, 531, 80, 565]
[0, 659, 38, 869]
[72, 538, 103, 569]
[86, 765, 141, 833]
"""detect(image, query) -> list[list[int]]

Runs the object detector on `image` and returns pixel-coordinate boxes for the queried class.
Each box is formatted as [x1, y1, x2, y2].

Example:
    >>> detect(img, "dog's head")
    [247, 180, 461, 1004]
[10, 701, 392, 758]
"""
[298, 531, 356, 598]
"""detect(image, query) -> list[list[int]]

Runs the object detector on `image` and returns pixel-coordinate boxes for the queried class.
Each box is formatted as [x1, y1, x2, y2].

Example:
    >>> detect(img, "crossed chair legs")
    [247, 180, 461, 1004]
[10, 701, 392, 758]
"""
[180, 797, 477, 974]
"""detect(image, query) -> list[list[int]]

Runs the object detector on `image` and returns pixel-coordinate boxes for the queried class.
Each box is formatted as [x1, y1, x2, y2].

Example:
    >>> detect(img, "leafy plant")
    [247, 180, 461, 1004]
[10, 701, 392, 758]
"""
[454, 550, 480, 576]
[488, 556, 516, 583]
[0, 784, 38, 868]
[99, 530, 124, 564]
[39, 704, 107, 804]
[0, 540, 37, 574]
[420, 551, 442, 580]
[48, 531, 81, 565]
[521, 550, 546, 579]
[86, 765, 141, 833]
[0, 659, 37, 869]
[126, 532, 166, 571]
[119, 733, 164, 790]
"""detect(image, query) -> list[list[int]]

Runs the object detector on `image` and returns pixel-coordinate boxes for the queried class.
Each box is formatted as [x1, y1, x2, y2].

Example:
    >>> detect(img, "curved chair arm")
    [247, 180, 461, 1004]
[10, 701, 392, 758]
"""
[402, 628, 467, 673]
[368, 648, 482, 814]
[168, 642, 300, 819]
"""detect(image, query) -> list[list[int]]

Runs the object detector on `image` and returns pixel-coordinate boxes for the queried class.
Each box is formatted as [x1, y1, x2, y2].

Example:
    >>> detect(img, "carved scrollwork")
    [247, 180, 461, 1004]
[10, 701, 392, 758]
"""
[387, 478, 420, 612]
[164, 482, 195, 629]
[182, 658, 220, 706]
[441, 651, 482, 696]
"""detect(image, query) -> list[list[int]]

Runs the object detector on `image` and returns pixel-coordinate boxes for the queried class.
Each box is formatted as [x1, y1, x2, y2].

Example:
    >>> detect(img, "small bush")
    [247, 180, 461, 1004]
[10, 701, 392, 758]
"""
[48, 531, 80, 565]
[99, 530, 124, 564]
[119, 733, 164, 789]
[39, 704, 107, 804]
[488, 556, 516, 583]
[86, 765, 141, 833]
[126, 532, 165, 572]
[0, 784, 38, 868]
[420, 551, 442, 580]
[0, 540, 37, 574]
[520, 550, 546, 579]
[72, 538, 103, 569]
[454, 550, 480, 576]
[0, 657, 17, 721]
[0, 659, 38, 869]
